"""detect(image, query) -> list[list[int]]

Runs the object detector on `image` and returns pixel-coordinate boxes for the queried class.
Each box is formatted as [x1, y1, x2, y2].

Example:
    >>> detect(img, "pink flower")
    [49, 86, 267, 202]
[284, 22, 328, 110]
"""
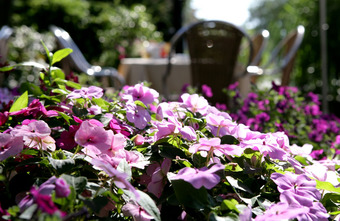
[122, 83, 159, 106]
[206, 113, 236, 137]
[9, 99, 58, 118]
[122, 201, 154, 221]
[170, 164, 225, 189]
[140, 159, 171, 198]
[91, 158, 140, 200]
[126, 103, 151, 129]
[11, 120, 51, 138]
[134, 134, 145, 146]
[75, 120, 111, 155]
[189, 137, 243, 157]
[55, 178, 71, 198]
[254, 202, 309, 221]
[56, 125, 80, 150]
[67, 86, 103, 99]
[180, 93, 209, 115]
[271, 172, 321, 202]
[201, 84, 213, 97]
[0, 133, 24, 161]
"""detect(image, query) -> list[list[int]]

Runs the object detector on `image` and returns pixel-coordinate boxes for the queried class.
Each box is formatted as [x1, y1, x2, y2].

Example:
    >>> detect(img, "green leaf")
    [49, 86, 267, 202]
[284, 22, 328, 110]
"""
[117, 159, 132, 182]
[9, 91, 28, 113]
[51, 68, 65, 80]
[125, 190, 161, 221]
[19, 204, 38, 220]
[19, 82, 43, 97]
[221, 199, 239, 213]
[51, 48, 73, 65]
[220, 135, 239, 145]
[170, 178, 210, 209]
[48, 157, 75, 174]
[209, 212, 239, 221]
[0, 65, 14, 72]
[41, 40, 53, 62]
[316, 180, 340, 193]
[134, 100, 147, 109]
[61, 174, 87, 194]
[159, 143, 187, 159]
[65, 80, 81, 89]
[225, 176, 253, 194]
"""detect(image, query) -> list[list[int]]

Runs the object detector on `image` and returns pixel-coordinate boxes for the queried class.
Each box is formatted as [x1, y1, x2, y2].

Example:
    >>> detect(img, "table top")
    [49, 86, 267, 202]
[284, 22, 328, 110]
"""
[120, 54, 190, 66]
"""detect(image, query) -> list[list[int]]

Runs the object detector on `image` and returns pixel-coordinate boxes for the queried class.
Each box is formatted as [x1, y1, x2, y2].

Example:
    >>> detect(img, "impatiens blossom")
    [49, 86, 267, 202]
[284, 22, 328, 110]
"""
[126, 102, 151, 129]
[254, 202, 309, 221]
[206, 113, 237, 137]
[122, 200, 154, 221]
[11, 120, 56, 151]
[189, 137, 243, 157]
[180, 93, 209, 115]
[67, 86, 103, 99]
[169, 163, 225, 189]
[140, 158, 171, 198]
[121, 83, 159, 106]
[9, 99, 58, 118]
[55, 178, 71, 198]
[56, 124, 80, 150]
[91, 158, 140, 199]
[0, 133, 24, 161]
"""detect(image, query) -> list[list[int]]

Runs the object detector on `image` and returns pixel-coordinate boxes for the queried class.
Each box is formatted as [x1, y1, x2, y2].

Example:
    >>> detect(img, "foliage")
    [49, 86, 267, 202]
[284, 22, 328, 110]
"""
[6, 0, 162, 67]
[248, 0, 340, 114]
[226, 81, 340, 160]
[0, 46, 340, 221]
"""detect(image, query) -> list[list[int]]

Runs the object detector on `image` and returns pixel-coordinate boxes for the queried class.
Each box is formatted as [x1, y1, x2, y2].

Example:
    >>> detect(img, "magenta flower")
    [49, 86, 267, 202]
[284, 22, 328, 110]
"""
[201, 84, 213, 98]
[170, 163, 225, 189]
[254, 202, 309, 221]
[55, 178, 71, 198]
[0, 133, 24, 161]
[9, 99, 58, 118]
[126, 103, 151, 129]
[67, 86, 103, 99]
[56, 124, 80, 150]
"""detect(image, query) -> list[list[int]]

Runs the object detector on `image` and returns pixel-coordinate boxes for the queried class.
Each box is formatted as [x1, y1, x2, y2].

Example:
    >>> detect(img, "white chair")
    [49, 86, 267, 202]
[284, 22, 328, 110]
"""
[49, 25, 125, 89]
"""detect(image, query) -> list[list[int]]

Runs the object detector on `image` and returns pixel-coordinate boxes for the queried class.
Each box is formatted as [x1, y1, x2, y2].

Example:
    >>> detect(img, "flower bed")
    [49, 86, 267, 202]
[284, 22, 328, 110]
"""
[0, 47, 340, 220]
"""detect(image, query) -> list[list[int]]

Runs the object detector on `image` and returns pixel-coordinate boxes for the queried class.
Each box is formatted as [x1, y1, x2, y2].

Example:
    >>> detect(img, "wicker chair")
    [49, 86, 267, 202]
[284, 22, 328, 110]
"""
[249, 25, 305, 86]
[162, 20, 253, 105]
[49, 25, 125, 89]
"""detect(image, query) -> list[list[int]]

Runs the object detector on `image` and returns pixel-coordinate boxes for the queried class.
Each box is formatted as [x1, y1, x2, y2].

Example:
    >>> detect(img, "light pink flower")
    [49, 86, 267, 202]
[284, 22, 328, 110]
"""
[170, 164, 225, 189]
[91, 158, 139, 199]
[0, 133, 24, 161]
[11, 120, 51, 138]
[206, 113, 237, 137]
[122, 83, 159, 105]
[75, 120, 111, 156]
[122, 200, 154, 221]
[254, 202, 309, 221]
[126, 103, 151, 129]
[67, 86, 103, 99]
[180, 93, 209, 115]
[189, 137, 243, 157]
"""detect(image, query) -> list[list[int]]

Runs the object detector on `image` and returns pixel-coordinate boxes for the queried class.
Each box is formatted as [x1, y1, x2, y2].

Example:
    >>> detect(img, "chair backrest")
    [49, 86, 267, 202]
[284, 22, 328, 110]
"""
[250, 29, 270, 66]
[49, 25, 92, 73]
[0, 25, 13, 63]
[264, 25, 305, 85]
[163, 20, 253, 105]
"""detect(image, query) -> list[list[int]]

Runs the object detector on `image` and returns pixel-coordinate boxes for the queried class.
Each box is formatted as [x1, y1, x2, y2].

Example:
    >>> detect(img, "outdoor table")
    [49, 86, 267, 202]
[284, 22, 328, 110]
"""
[118, 55, 251, 99]
[118, 55, 191, 97]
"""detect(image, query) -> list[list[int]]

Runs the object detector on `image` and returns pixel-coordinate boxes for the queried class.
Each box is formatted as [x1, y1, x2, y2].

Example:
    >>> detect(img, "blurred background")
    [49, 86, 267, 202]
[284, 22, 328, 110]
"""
[0, 0, 339, 115]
